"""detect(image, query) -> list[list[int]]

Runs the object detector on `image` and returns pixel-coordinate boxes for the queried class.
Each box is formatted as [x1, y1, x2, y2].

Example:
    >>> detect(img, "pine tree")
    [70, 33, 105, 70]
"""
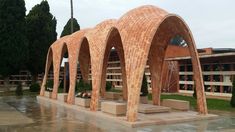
[0, 0, 28, 77]
[26, 1, 57, 82]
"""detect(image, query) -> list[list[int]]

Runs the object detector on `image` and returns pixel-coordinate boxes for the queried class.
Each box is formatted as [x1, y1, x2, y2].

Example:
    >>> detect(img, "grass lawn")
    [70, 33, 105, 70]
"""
[107, 88, 122, 93]
[148, 94, 235, 112]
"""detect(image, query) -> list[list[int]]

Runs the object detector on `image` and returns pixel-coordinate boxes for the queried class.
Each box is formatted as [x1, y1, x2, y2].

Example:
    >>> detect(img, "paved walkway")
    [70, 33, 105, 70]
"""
[0, 101, 33, 125]
[37, 96, 218, 128]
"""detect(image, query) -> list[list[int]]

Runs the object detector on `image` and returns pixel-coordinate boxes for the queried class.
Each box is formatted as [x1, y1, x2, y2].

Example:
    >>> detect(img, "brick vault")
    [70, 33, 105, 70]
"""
[40, 5, 207, 122]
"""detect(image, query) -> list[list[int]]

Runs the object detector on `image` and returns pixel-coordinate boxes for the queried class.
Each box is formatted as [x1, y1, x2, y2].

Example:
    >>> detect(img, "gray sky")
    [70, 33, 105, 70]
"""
[25, 0, 235, 48]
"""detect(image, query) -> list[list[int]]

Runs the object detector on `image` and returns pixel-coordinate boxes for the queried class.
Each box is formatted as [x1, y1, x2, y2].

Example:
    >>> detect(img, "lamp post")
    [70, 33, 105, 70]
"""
[70, 0, 74, 33]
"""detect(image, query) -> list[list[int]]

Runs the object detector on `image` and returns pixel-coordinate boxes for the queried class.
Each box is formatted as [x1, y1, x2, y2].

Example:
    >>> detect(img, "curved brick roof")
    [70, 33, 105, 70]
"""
[40, 5, 207, 122]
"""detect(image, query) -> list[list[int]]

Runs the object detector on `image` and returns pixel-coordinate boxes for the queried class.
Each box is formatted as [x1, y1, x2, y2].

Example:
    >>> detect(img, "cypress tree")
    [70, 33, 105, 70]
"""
[0, 0, 28, 77]
[60, 18, 80, 58]
[60, 18, 80, 37]
[26, 1, 57, 82]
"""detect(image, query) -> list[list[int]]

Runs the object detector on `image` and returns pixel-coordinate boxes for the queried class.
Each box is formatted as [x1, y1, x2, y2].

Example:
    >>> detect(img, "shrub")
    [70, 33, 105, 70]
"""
[84, 82, 92, 91]
[76, 78, 92, 92]
[45, 79, 53, 89]
[45, 79, 53, 92]
[59, 79, 64, 89]
[230, 79, 235, 107]
[106, 81, 112, 91]
[193, 88, 197, 99]
[193, 82, 197, 99]
[15, 83, 23, 96]
[140, 74, 148, 96]
[29, 83, 40, 93]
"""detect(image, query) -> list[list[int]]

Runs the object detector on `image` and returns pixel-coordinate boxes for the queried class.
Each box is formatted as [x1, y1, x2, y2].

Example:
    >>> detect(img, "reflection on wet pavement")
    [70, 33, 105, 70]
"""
[0, 96, 234, 132]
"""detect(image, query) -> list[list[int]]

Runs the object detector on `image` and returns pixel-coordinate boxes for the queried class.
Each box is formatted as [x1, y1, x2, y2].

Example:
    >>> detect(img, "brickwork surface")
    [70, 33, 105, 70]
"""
[40, 5, 208, 122]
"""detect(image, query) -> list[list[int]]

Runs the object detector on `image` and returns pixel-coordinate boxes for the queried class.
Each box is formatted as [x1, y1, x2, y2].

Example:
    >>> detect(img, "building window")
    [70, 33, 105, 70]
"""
[223, 86, 232, 93]
[203, 65, 211, 71]
[213, 75, 220, 82]
[204, 75, 210, 81]
[180, 75, 185, 81]
[180, 84, 185, 90]
[187, 65, 192, 71]
[187, 75, 193, 81]
[180, 65, 185, 71]
[187, 85, 193, 91]
[222, 64, 230, 71]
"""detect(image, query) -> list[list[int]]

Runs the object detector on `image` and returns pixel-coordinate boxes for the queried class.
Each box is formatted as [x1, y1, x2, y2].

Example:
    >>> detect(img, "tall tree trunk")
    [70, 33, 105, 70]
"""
[70, 0, 74, 34]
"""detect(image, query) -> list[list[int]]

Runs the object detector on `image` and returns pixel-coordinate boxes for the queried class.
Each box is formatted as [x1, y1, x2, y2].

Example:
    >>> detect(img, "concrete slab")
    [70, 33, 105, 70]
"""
[138, 104, 171, 114]
[57, 93, 68, 102]
[75, 97, 91, 108]
[162, 99, 190, 111]
[101, 101, 127, 116]
[37, 96, 218, 128]
[0, 102, 34, 125]
[104, 92, 122, 100]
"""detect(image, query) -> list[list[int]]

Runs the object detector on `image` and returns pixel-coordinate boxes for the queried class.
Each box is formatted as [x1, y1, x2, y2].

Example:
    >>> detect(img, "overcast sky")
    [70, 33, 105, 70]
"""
[25, 0, 235, 48]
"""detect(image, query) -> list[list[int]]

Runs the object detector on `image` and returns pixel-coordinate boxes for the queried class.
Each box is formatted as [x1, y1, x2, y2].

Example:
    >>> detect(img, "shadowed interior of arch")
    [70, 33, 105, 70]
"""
[78, 38, 92, 85]
[59, 43, 70, 93]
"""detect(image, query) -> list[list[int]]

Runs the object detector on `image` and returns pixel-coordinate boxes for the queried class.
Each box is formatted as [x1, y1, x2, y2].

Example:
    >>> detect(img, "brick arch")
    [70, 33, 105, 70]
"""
[117, 5, 207, 122]
[51, 40, 70, 99]
[87, 19, 119, 111]
[147, 15, 207, 115]
[40, 47, 53, 96]
[100, 27, 127, 100]
[60, 29, 91, 104]
[67, 36, 92, 104]
[40, 36, 69, 99]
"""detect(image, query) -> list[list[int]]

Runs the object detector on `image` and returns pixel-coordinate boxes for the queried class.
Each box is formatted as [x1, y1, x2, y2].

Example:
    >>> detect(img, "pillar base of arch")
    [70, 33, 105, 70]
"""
[51, 92, 57, 100]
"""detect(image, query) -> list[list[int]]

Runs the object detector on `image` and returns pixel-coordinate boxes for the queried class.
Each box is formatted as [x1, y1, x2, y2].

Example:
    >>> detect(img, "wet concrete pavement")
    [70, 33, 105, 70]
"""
[0, 96, 234, 132]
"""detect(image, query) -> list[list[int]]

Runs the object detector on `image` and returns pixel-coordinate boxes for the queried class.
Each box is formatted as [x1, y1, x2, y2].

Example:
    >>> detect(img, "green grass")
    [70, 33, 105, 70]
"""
[58, 87, 64, 93]
[107, 88, 122, 93]
[148, 94, 235, 112]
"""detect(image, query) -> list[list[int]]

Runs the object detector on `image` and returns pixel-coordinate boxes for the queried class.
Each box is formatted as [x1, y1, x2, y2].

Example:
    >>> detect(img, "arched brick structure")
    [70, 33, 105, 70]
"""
[116, 5, 207, 122]
[100, 27, 127, 100]
[40, 47, 53, 96]
[40, 5, 207, 122]
[86, 19, 122, 111]
[65, 30, 91, 104]
[50, 37, 70, 99]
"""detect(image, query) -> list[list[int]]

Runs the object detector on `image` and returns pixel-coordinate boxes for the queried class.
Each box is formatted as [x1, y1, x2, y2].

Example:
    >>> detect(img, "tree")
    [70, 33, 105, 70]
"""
[231, 79, 235, 107]
[0, 0, 28, 86]
[26, 1, 57, 82]
[60, 18, 80, 37]
[141, 74, 148, 96]
[60, 18, 80, 58]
